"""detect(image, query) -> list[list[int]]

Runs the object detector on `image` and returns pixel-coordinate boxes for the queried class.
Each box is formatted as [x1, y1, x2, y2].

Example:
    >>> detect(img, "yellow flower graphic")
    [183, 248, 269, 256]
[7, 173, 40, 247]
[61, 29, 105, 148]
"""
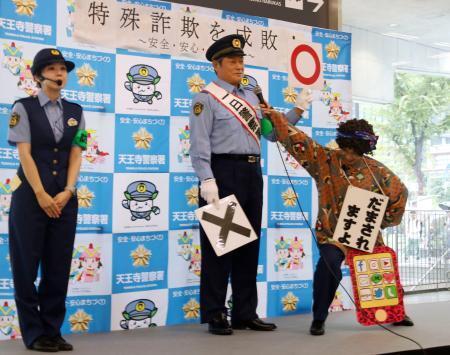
[76, 63, 97, 87]
[182, 298, 200, 319]
[282, 87, 298, 104]
[12, 0, 37, 16]
[185, 185, 199, 206]
[325, 139, 339, 150]
[69, 309, 92, 333]
[132, 127, 153, 150]
[282, 292, 299, 312]
[77, 186, 95, 208]
[130, 245, 152, 267]
[326, 40, 340, 60]
[187, 73, 205, 94]
[281, 188, 298, 207]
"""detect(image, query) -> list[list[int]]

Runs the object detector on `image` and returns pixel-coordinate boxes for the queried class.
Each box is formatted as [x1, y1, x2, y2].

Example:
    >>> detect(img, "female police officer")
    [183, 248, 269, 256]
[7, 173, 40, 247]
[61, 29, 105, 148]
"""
[8, 48, 86, 352]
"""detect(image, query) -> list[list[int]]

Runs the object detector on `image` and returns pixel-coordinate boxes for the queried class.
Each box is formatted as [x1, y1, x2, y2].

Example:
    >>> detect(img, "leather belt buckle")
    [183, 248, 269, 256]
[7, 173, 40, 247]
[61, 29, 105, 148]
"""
[248, 156, 258, 163]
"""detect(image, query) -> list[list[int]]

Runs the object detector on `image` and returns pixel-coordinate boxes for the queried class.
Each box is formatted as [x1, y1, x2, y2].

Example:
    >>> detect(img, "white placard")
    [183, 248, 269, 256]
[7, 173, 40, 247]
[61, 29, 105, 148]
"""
[332, 186, 388, 253]
[195, 195, 258, 256]
[288, 40, 323, 90]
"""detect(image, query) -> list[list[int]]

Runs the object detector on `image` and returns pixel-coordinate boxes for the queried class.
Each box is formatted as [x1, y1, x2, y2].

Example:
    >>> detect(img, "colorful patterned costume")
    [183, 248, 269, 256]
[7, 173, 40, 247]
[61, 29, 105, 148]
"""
[271, 116, 408, 253]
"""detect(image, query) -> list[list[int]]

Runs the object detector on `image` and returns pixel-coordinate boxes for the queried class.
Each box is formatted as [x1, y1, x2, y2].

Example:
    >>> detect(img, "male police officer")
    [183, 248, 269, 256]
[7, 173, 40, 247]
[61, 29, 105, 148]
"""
[189, 34, 312, 335]
[8, 48, 86, 351]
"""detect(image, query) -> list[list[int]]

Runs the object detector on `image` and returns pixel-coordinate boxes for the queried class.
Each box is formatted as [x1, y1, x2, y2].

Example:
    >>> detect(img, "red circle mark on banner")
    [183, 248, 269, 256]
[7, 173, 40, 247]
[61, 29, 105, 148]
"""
[290, 44, 321, 86]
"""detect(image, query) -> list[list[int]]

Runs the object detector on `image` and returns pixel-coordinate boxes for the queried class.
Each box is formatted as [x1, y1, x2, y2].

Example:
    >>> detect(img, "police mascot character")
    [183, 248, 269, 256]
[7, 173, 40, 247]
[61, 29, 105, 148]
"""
[120, 299, 158, 330]
[7, 48, 87, 352]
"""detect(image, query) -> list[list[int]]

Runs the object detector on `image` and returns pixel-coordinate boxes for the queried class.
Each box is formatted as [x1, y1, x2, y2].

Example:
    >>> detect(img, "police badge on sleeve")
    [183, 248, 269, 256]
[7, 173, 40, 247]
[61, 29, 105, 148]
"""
[9, 112, 20, 128]
[193, 102, 203, 116]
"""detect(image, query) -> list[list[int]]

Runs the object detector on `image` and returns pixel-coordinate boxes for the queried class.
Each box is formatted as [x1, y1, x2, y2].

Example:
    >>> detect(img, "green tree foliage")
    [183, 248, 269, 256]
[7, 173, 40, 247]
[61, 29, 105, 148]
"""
[373, 72, 450, 196]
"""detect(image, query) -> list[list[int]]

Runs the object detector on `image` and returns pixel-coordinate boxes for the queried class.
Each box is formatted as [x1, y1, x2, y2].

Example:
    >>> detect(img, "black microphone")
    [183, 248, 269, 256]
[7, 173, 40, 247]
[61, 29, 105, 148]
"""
[40, 76, 63, 86]
[253, 85, 274, 135]
[253, 85, 267, 107]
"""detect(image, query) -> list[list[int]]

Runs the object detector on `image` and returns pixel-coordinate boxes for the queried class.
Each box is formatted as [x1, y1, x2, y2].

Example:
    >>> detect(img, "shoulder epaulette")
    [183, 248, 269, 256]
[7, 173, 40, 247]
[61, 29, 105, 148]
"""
[12, 95, 38, 107]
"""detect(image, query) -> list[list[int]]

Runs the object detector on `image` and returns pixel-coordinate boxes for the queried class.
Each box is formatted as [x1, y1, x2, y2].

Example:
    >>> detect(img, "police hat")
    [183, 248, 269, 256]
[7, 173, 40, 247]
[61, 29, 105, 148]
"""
[124, 181, 158, 202]
[31, 48, 75, 76]
[123, 299, 157, 321]
[127, 64, 160, 85]
[206, 34, 246, 62]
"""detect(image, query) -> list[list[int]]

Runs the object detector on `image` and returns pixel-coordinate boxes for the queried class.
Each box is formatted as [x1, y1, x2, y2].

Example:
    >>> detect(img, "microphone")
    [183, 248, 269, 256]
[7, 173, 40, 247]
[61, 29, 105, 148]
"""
[253, 85, 273, 135]
[40, 76, 63, 86]
[253, 85, 266, 107]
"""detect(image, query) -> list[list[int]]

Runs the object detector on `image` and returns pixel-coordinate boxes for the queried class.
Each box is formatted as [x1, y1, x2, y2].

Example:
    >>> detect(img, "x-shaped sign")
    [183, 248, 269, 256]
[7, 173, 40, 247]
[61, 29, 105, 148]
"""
[201, 201, 251, 249]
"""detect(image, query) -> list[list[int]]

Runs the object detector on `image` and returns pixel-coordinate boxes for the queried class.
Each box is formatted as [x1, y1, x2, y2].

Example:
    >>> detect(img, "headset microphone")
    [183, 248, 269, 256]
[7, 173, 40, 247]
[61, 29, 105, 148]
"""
[40, 76, 62, 86]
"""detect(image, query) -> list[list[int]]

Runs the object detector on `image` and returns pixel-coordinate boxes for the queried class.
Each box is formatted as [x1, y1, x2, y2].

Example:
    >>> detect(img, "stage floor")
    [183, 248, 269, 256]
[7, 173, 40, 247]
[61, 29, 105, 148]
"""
[3, 300, 450, 355]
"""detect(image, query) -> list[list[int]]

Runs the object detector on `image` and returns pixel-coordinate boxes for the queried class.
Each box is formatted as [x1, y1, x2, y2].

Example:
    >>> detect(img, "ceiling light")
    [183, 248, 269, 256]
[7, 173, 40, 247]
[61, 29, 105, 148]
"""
[382, 32, 419, 41]
[391, 61, 410, 66]
[429, 52, 450, 59]
[389, 23, 398, 27]
[433, 42, 450, 48]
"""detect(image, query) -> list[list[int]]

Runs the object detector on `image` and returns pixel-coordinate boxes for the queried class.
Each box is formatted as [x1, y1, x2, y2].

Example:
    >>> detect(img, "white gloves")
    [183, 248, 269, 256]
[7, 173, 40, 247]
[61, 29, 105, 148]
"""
[295, 89, 313, 111]
[200, 178, 220, 208]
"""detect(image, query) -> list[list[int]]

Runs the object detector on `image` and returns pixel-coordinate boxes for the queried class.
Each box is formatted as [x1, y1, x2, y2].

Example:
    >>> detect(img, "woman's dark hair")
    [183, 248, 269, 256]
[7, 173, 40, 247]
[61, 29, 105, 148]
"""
[33, 69, 42, 88]
[336, 118, 377, 156]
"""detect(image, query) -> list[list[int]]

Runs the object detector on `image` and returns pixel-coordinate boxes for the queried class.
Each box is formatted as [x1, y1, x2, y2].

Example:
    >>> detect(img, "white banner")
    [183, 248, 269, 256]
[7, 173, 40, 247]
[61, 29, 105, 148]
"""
[74, 0, 121, 46]
[73, 0, 326, 73]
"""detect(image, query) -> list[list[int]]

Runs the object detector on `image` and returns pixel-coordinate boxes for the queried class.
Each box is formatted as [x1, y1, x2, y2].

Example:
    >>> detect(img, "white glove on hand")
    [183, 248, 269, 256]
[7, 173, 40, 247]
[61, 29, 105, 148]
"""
[200, 178, 220, 208]
[295, 89, 313, 111]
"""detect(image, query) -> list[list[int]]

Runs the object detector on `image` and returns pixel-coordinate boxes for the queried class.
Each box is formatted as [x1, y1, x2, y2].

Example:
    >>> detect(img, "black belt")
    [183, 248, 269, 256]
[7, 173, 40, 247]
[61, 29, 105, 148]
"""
[211, 153, 260, 163]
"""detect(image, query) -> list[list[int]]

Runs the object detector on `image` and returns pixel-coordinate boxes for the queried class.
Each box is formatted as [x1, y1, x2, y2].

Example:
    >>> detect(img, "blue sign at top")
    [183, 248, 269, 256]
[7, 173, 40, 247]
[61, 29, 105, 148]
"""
[0, 0, 57, 45]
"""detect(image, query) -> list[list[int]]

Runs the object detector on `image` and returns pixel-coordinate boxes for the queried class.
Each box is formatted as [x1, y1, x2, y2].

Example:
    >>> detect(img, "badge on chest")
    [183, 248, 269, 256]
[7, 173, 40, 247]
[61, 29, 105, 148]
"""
[67, 117, 79, 127]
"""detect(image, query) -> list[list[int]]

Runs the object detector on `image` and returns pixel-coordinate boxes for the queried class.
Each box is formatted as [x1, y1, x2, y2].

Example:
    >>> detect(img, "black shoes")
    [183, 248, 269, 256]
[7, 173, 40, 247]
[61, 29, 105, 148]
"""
[393, 314, 414, 327]
[208, 313, 233, 335]
[232, 318, 277, 331]
[27, 335, 73, 352]
[208, 314, 277, 334]
[51, 336, 74, 351]
[310, 320, 325, 336]
[306, 315, 413, 337]
[27, 336, 58, 352]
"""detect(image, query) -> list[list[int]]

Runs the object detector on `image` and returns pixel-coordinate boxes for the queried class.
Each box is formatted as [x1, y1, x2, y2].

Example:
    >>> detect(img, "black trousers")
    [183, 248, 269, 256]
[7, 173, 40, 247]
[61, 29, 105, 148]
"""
[199, 155, 263, 323]
[312, 243, 345, 321]
[9, 181, 77, 347]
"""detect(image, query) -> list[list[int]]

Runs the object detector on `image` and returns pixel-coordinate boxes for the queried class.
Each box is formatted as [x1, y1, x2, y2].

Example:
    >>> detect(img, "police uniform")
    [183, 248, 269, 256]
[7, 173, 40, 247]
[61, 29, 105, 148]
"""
[189, 35, 302, 328]
[7, 48, 85, 349]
